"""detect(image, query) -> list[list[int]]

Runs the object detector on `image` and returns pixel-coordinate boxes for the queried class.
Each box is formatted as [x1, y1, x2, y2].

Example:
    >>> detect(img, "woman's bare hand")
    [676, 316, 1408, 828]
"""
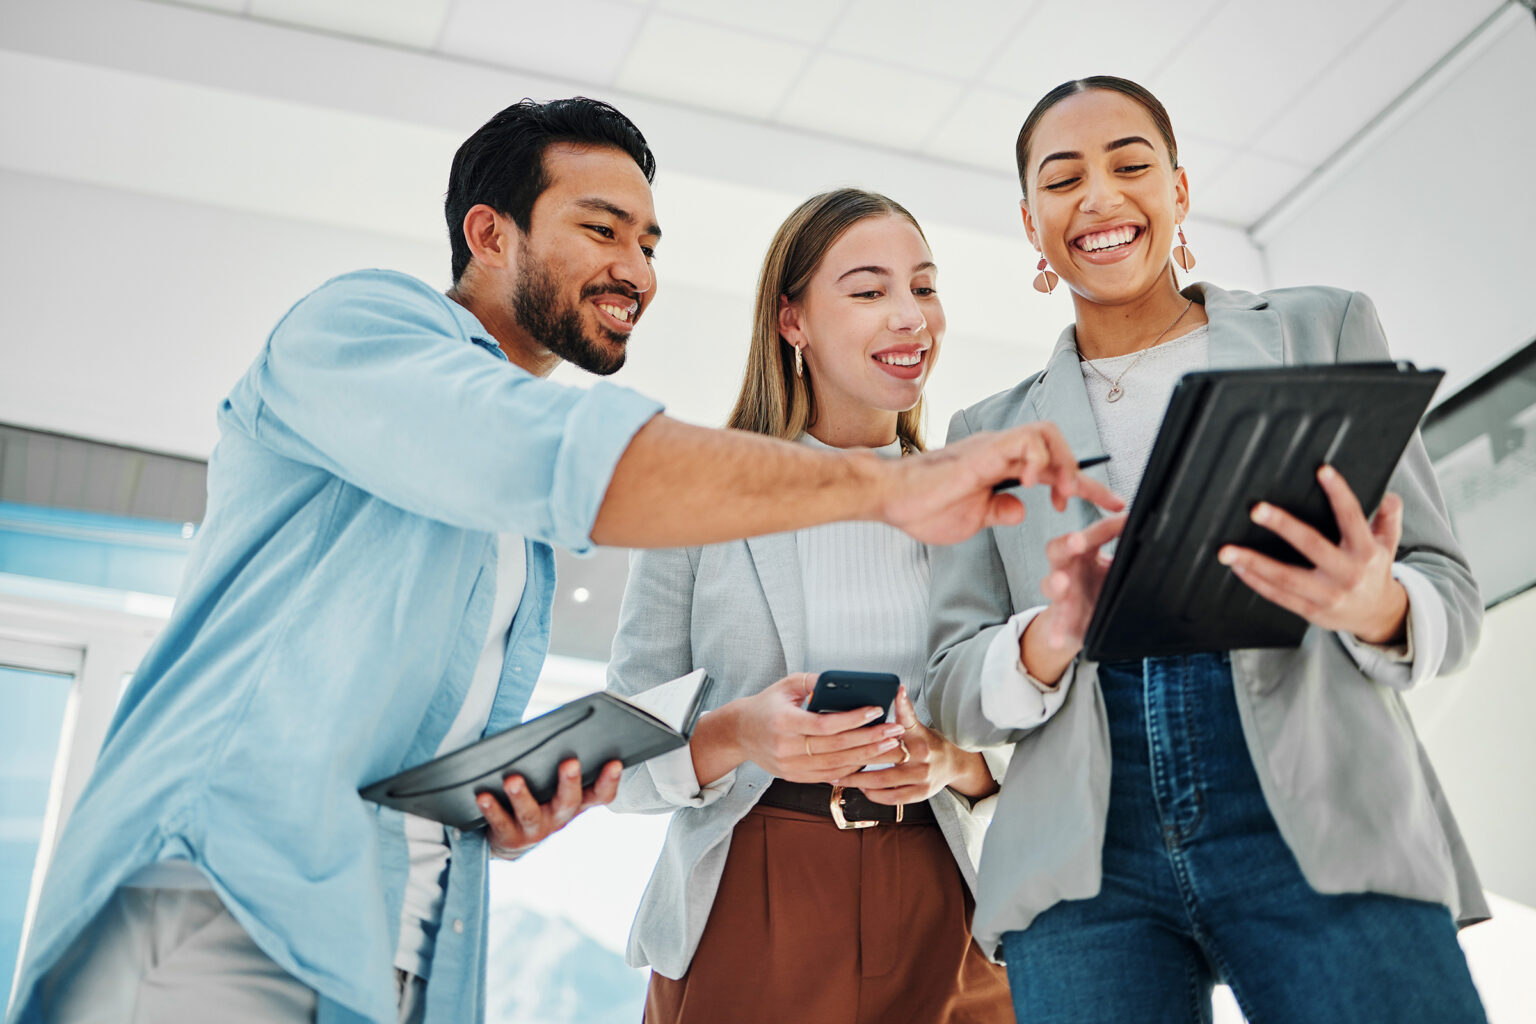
[856, 688, 997, 805]
[725, 673, 905, 784]
[1218, 465, 1408, 645]
[1020, 512, 1128, 684]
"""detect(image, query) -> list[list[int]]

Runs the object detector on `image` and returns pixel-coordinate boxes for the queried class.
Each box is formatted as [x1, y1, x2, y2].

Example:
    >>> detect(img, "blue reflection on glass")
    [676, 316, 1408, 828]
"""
[0, 666, 72, 1010]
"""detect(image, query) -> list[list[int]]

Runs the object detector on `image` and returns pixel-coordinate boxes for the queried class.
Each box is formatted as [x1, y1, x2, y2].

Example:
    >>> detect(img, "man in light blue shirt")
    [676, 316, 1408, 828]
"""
[7, 98, 1112, 1024]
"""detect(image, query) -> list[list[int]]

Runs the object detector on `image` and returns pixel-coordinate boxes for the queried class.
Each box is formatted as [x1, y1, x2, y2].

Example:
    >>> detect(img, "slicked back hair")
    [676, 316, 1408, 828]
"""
[1015, 76, 1178, 201]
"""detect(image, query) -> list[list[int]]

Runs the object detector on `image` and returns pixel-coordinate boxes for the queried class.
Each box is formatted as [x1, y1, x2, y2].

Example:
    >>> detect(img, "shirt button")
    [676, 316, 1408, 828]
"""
[452, 919, 464, 935]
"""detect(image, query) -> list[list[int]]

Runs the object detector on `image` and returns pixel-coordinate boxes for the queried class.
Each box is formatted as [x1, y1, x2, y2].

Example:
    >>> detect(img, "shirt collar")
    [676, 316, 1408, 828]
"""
[796, 431, 904, 458]
[444, 293, 509, 363]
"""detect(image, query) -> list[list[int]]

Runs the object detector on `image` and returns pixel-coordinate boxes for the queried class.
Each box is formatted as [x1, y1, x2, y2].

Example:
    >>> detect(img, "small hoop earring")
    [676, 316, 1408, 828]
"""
[794, 344, 804, 378]
[1032, 255, 1059, 295]
[1173, 225, 1197, 272]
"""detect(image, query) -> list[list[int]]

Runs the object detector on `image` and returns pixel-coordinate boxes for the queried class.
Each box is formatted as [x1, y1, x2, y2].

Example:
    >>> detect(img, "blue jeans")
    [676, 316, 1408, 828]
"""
[1000, 653, 1486, 1024]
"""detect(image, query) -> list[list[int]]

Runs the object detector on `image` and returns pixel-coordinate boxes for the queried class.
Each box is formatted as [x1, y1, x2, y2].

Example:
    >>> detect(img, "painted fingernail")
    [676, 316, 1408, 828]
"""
[507, 779, 523, 794]
[564, 764, 579, 778]
[878, 739, 899, 752]
[883, 725, 905, 738]
[1319, 465, 1337, 481]
[864, 708, 883, 721]
[1217, 547, 1236, 566]
[478, 796, 493, 809]
[1251, 503, 1271, 523]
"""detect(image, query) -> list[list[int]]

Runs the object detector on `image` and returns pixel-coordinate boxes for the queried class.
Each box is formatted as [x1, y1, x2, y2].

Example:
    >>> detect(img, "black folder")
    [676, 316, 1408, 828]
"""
[360, 670, 713, 831]
[1081, 362, 1443, 662]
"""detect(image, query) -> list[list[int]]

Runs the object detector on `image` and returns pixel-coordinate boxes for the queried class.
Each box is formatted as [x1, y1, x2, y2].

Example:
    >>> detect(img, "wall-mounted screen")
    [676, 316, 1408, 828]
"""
[1421, 337, 1536, 608]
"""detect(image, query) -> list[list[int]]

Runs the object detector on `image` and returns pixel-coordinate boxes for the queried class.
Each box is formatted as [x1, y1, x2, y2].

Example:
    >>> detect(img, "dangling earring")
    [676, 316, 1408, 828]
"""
[1173, 225, 1197, 271]
[794, 344, 804, 378]
[1032, 255, 1058, 295]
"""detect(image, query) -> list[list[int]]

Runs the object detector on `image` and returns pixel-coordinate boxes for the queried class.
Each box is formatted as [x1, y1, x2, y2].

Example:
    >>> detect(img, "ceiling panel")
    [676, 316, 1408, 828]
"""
[1193, 151, 1311, 225]
[248, 0, 452, 49]
[921, 86, 1033, 173]
[826, 0, 1034, 82]
[1148, 0, 1397, 151]
[653, 0, 851, 45]
[613, 14, 811, 119]
[775, 53, 965, 150]
[1173, 133, 1241, 197]
[158, 0, 249, 13]
[1247, 0, 1507, 166]
[437, 0, 645, 86]
[983, 0, 1229, 101]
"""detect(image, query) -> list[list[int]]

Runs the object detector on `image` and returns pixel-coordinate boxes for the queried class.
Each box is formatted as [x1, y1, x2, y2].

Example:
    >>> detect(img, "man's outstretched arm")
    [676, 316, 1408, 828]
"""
[591, 414, 1122, 549]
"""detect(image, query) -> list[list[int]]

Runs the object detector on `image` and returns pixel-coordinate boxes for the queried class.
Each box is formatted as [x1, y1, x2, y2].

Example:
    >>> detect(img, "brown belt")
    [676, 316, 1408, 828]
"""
[758, 779, 937, 829]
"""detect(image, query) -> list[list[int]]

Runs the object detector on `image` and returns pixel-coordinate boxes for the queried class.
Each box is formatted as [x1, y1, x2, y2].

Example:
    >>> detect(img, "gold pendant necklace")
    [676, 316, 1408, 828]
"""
[1080, 298, 1194, 403]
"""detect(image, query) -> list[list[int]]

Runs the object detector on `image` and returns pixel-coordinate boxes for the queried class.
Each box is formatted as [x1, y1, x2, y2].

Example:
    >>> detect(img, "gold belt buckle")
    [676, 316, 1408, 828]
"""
[829, 785, 880, 830]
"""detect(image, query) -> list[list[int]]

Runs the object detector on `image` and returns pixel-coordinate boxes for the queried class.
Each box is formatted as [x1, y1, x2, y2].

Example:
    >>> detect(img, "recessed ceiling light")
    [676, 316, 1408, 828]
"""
[572, 587, 591, 604]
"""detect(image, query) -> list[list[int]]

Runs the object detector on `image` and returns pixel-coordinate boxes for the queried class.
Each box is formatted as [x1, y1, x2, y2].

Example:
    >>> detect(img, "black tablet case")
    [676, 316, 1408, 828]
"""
[1081, 362, 1443, 662]
[360, 676, 713, 831]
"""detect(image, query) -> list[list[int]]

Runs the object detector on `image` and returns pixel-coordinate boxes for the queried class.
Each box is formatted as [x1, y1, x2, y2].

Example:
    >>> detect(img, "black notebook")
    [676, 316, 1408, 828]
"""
[1081, 362, 1443, 662]
[360, 669, 713, 831]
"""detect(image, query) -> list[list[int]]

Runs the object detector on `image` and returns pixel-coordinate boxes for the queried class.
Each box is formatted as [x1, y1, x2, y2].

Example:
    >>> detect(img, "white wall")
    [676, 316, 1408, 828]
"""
[0, 165, 1262, 459]
[1258, 9, 1536, 908]
[1259, 11, 1536, 394]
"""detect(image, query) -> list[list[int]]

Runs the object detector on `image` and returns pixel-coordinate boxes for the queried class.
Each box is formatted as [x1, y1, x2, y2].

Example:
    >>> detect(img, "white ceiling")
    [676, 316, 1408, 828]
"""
[0, 0, 1520, 455]
[155, 0, 1502, 227]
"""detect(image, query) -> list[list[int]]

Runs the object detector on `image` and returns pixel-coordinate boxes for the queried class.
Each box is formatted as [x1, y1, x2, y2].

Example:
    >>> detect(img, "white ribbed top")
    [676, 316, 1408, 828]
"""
[1079, 324, 1210, 502]
[395, 534, 525, 978]
[794, 435, 931, 702]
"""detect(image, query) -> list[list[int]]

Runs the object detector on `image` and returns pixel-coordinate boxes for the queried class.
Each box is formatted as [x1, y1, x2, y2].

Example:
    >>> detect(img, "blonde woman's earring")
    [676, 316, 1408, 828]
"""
[794, 344, 804, 378]
[1173, 226, 1197, 271]
[1033, 256, 1059, 294]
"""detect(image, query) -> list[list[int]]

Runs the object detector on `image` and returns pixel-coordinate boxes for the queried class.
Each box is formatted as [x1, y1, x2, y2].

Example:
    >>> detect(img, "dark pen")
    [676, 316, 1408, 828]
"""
[991, 454, 1111, 493]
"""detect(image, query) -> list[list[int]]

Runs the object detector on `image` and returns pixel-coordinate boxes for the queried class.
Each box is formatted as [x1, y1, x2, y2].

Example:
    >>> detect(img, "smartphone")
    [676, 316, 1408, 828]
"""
[802, 670, 900, 723]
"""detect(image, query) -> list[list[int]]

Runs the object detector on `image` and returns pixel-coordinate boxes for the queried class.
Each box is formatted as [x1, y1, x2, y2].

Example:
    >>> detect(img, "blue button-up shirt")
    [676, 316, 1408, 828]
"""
[7, 270, 663, 1024]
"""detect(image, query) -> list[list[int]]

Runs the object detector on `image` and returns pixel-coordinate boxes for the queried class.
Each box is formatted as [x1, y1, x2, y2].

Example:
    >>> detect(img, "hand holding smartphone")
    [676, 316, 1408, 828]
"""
[802, 671, 900, 722]
[803, 671, 901, 771]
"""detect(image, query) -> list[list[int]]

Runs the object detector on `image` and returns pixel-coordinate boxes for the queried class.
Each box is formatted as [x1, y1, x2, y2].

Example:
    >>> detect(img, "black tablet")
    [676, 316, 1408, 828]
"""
[1081, 362, 1443, 662]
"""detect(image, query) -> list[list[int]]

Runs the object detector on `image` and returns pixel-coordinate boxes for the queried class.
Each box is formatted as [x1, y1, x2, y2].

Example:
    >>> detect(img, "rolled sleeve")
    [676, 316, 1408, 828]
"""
[644, 746, 736, 808]
[980, 606, 1075, 728]
[234, 270, 663, 548]
[1337, 563, 1448, 690]
[546, 380, 666, 554]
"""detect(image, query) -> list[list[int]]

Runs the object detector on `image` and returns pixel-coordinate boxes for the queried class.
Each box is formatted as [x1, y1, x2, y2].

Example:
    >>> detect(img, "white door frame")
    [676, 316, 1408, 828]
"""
[0, 592, 164, 1001]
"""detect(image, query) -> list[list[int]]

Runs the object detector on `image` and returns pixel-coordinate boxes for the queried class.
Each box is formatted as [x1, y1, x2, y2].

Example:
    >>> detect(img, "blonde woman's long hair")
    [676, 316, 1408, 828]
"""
[726, 188, 934, 451]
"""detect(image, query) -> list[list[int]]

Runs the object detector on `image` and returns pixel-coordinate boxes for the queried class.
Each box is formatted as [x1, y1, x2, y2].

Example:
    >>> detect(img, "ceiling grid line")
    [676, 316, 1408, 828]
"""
[1227, 0, 1407, 164]
[764, 0, 857, 123]
[911, 1, 1051, 154]
[428, 0, 459, 53]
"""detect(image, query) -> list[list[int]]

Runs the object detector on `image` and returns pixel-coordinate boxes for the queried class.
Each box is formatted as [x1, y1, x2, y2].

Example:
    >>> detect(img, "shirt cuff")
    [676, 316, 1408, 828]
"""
[979, 607, 1074, 729]
[645, 744, 734, 807]
[958, 746, 1012, 825]
[1336, 563, 1447, 690]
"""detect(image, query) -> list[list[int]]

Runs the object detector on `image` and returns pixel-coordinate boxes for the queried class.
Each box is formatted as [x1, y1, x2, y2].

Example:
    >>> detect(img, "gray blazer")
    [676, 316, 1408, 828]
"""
[927, 282, 1489, 958]
[607, 531, 1004, 980]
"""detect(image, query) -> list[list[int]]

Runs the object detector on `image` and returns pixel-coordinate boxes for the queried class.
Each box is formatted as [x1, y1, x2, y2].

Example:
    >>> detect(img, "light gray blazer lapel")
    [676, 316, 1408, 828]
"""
[745, 533, 806, 673]
[1197, 283, 1284, 370]
[1013, 326, 1112, 560]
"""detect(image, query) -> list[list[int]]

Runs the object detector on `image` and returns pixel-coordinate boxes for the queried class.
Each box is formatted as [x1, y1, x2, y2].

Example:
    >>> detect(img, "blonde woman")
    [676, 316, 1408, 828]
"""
[606, 189, 1040, 1023]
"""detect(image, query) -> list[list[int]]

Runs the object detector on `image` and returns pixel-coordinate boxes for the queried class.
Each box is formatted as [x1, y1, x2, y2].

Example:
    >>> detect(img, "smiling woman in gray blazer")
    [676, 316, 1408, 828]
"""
[927, 77, 1488, 1024]
[606, 189, 1036, 1024]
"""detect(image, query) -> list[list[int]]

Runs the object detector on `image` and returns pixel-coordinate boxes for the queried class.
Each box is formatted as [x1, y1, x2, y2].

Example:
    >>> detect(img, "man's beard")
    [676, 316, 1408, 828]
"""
[512, 248, 628, 376]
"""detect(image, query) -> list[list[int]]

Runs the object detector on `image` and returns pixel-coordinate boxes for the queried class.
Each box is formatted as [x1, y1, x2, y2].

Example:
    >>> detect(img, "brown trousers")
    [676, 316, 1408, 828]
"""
[645, 803, 1011, 1024]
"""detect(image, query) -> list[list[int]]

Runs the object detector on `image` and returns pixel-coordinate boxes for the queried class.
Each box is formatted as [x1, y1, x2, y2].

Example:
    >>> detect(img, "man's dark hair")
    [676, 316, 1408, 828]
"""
[445, 96, 656, 283]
